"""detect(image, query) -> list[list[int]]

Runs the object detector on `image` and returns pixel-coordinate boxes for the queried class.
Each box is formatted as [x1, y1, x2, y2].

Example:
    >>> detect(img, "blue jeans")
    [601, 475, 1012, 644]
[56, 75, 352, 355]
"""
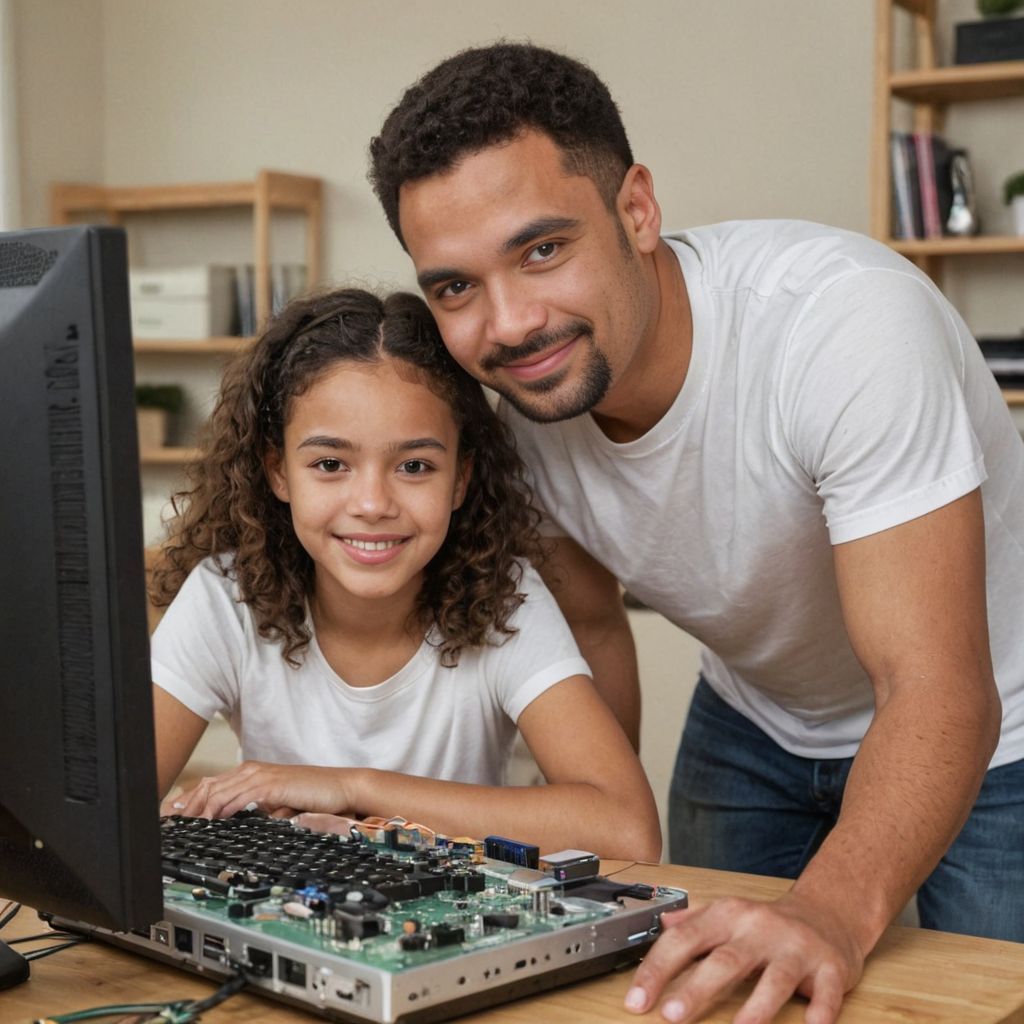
[668, 677, 1024, 942]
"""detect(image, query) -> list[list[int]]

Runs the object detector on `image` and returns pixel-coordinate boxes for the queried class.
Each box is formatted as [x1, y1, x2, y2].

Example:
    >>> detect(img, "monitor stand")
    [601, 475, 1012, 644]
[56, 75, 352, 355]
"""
[0, 939, 29, 989]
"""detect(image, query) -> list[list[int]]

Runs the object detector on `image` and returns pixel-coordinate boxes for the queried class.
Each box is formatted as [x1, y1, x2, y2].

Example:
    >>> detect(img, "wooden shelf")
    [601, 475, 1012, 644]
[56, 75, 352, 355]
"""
[51, 171, 322, 216]
[889, 61, 1024, 104]
[893, 0, 929, 14]
[51, 170, 323, 326]
[886, 235, 1024, 256]
[1003, 389, 1024, 406]
[133, 336, 254, 355]
[140, 446, 199, 466]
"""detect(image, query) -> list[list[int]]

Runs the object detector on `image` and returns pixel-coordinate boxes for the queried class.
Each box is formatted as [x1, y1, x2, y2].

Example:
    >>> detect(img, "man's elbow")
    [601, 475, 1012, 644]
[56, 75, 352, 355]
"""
[979, 681, 1002, 761]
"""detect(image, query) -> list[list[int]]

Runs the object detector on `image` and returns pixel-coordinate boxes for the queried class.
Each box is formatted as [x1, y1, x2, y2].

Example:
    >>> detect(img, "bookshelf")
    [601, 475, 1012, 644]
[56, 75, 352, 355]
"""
[50, 170, 323, 466]
[871, 0, 1024, 409]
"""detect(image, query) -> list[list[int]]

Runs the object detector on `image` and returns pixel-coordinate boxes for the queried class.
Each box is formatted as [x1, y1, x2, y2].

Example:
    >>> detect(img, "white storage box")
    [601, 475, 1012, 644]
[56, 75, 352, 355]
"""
[129, 265, 235, 340]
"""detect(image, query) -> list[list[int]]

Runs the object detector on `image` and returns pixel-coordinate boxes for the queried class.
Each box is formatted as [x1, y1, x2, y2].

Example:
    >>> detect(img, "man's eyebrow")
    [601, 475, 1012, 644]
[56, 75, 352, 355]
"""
[417, 266, 462, 290]
[416, 217, 581, 290]
[501, 216, 580, 254]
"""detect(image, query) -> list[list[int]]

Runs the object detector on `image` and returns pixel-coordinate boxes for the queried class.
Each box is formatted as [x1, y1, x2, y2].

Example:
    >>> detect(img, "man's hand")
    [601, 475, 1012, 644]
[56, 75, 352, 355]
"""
[160, 761, 355, 820]
[624, 891, 863, 1023]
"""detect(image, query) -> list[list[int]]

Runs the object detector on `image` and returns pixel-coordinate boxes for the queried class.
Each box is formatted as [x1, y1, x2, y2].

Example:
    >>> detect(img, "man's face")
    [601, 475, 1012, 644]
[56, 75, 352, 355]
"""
[398, 131, 654, 423]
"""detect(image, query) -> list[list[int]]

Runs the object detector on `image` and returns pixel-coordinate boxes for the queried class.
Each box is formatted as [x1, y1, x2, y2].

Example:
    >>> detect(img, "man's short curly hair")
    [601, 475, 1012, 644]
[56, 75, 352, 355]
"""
[151, 287, 544, 668]
[369, 42, 634, 248]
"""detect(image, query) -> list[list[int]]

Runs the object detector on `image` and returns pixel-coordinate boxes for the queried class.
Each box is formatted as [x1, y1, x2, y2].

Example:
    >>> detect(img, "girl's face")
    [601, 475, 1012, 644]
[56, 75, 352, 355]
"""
[266, 357, 469, 617]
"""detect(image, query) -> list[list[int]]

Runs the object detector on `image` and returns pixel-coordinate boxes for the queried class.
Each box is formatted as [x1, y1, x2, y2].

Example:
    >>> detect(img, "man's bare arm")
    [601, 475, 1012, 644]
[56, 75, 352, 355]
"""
[539, 536, 641, 750]
[627, 489, 1001, 1023]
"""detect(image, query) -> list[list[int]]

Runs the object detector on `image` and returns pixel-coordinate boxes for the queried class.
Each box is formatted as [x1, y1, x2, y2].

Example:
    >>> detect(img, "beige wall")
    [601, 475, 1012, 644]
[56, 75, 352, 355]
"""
[10, 1, 1023, 848]
[18, 0, 875, 284]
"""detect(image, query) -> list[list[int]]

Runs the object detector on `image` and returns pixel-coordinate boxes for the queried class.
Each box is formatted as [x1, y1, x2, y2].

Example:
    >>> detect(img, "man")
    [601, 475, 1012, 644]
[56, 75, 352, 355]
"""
[368, 43, 1024, 1023]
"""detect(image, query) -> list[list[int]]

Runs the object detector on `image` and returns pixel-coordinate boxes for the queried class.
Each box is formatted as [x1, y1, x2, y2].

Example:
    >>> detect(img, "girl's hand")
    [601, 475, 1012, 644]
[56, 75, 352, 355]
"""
[160, 761, 358, 819]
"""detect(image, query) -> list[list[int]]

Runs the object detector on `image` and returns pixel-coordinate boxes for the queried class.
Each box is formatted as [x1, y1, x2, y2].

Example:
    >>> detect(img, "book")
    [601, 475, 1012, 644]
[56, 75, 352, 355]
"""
[890, 131, 916, 239]
[914, 131, 942, 239]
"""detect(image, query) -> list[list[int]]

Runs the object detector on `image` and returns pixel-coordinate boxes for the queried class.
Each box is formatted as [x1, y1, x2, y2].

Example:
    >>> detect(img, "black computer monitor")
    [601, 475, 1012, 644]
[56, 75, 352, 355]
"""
[0, 225, 162, 977]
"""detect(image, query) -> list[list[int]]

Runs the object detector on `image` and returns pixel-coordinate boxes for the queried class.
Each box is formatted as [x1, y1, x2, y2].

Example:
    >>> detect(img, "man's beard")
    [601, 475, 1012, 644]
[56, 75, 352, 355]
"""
[480, 320, 613, 423]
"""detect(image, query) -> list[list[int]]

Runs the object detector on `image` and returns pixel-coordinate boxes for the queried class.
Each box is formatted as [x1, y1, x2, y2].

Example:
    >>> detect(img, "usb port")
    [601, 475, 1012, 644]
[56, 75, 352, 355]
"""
[202, 933, 226, 961]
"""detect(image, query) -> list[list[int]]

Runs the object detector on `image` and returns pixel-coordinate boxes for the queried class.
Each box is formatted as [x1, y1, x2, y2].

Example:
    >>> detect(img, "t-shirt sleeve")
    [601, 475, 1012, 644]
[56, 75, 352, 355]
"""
[150, 559, 247, 721]
[779, 267, 986, 545]
[488, 563, 592, 723]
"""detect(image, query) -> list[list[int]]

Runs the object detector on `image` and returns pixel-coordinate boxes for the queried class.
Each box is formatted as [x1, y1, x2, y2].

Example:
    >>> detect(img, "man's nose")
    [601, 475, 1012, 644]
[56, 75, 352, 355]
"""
[483, 280, 548, 348]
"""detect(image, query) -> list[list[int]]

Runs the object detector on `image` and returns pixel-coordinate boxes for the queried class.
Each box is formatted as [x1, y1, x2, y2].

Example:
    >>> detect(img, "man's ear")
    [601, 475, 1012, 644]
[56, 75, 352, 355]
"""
[618, 163, 662, 255]
[265, 449, 290, 503]
[453, 455, 473, 511]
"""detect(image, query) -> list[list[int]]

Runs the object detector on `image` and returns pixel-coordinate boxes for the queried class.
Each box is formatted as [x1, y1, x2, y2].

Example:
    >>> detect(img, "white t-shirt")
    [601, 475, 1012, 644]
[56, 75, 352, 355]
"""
[151, 558, 590, 786]
[501, 220, 1024, 766]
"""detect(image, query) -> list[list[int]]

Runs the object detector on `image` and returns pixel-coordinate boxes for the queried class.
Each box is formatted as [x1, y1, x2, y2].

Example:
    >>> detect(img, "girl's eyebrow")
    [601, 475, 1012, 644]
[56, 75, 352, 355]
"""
[297, 435, 351, 450]
[388, 437, 448, 454]
[295, 436, 448, 453]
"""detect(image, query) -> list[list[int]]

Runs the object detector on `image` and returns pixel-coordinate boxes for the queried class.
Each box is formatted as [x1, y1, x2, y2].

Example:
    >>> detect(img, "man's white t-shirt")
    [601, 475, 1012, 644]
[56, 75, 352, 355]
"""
[501, 220, 1024, 766]
[151, 558, 590, 786]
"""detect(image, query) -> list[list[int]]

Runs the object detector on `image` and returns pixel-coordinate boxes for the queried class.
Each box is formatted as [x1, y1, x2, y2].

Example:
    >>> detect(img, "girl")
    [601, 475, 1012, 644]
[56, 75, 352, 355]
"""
[151, 287, 660, 861]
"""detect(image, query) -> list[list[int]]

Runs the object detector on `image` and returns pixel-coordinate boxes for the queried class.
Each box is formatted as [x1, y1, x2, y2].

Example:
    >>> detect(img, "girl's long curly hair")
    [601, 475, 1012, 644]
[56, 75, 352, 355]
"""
[150, 287, 544, 667]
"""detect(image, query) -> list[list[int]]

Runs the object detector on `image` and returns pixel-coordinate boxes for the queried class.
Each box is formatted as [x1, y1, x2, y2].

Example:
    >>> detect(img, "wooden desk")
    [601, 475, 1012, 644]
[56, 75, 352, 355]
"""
[4, 862, 1024, 1023]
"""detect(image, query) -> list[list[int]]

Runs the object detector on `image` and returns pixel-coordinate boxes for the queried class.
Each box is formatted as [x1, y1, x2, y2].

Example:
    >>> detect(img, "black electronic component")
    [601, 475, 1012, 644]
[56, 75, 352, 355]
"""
[333, 911, 383, 941]
[398, 931, 429, 951]
[450, 871, 486, 893]
[430, 923, 465, 947]
[484, 835, 540, 869]
[173, 926, 194, 954]
[482, 912, 519, 931]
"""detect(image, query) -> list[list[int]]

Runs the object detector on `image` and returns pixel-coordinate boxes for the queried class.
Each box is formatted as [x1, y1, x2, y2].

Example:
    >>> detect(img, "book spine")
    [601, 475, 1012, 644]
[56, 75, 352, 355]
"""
[914, 131, 942, 239]
[890, 132, 915, 239]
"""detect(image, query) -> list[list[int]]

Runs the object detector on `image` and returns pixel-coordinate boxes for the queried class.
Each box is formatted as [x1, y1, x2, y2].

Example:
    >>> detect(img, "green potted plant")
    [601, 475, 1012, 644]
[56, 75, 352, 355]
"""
[135, 383, 185, 450]
[977, 0, 1024, 15]
[1004, 171, 1024, 236]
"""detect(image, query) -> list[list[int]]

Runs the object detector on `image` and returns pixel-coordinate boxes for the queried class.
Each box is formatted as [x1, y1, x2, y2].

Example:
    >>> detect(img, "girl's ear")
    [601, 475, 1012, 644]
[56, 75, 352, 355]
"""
[264, 449, 290, 503]
[453, 455, 472, 511]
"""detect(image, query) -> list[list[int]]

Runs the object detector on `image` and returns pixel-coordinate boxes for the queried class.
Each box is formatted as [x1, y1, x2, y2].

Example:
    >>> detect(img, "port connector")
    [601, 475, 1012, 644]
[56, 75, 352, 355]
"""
[202, 933, 226, 961]
[246, 945, 273, 977]
[279, 956, 307, 988]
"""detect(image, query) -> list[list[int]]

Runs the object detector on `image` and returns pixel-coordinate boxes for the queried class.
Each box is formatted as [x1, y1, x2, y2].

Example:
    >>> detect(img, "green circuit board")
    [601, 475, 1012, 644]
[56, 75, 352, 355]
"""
[164, 865, 613, 971]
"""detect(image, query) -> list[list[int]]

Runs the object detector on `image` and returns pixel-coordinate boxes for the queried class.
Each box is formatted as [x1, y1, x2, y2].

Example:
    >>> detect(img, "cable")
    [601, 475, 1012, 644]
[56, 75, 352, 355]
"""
[179, 971, 248, 1018]
[25, 938, 87, 961]
[36, 968, 248, 1024]
[9, 931, 81, 945]
[0, 901, 21, 931]
[35, 1004, 190, 1023]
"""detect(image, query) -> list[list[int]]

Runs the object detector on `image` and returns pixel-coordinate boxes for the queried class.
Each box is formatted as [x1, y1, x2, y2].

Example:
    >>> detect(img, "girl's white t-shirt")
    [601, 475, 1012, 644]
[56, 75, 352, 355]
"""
[151, 558, 590, 786]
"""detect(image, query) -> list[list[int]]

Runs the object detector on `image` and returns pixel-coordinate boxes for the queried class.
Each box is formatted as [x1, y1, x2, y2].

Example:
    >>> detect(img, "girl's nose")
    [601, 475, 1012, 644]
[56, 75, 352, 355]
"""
[347, 470, 397, 520]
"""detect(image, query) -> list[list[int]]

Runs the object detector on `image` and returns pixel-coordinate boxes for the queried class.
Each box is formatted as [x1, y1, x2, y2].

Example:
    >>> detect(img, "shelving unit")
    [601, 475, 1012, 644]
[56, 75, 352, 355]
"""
[871, 0, 1024, 409]
[50, 170, 323, 464]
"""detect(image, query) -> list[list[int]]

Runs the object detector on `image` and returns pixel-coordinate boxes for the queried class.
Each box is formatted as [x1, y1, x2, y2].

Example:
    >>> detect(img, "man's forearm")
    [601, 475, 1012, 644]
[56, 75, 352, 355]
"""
[792, 680, 1001, 954]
